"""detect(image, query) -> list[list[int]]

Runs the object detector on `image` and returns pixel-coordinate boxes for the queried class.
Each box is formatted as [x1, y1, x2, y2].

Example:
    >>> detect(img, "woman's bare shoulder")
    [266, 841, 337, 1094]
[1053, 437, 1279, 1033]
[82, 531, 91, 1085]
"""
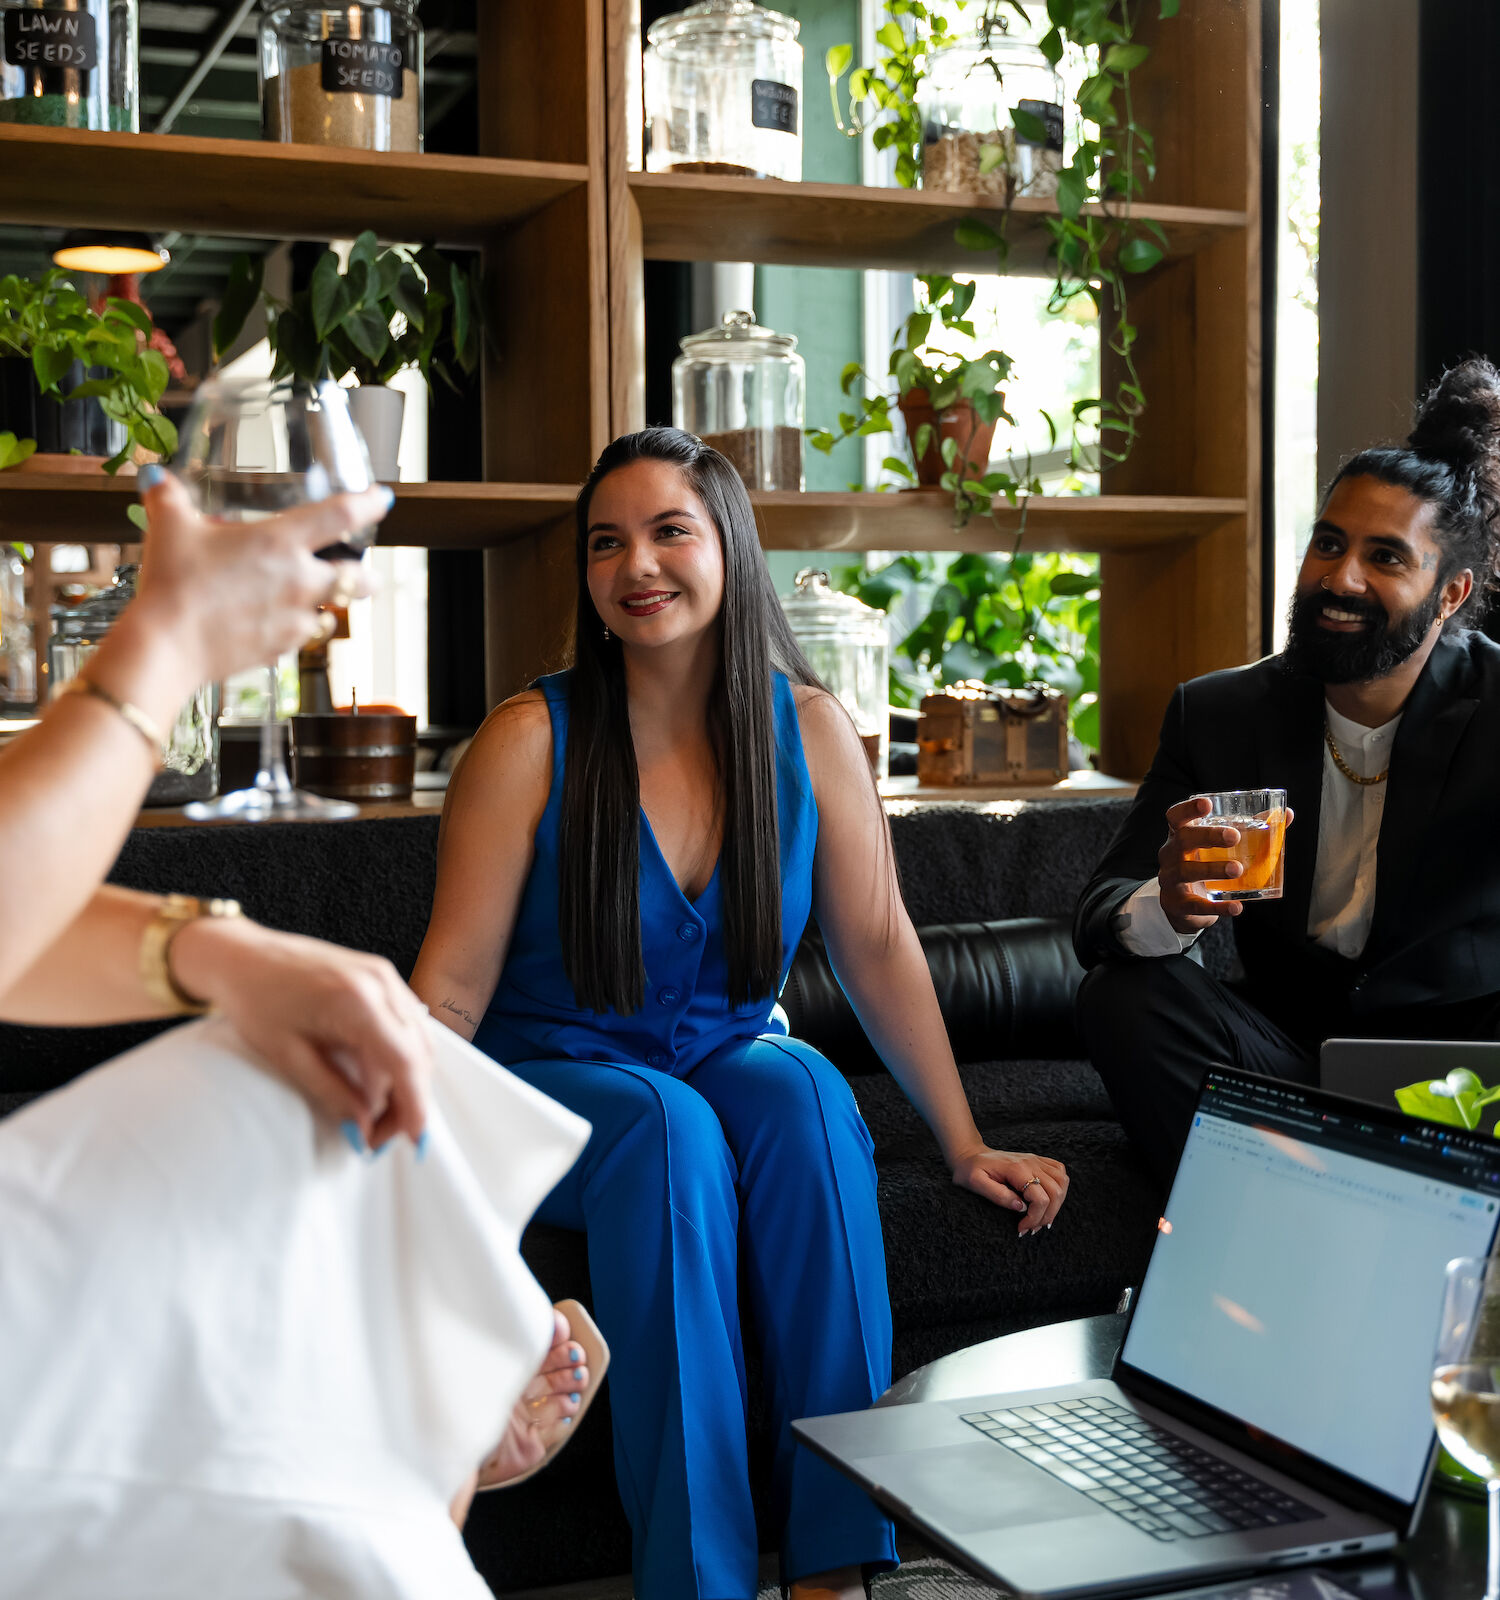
[446, 690, 553, 816]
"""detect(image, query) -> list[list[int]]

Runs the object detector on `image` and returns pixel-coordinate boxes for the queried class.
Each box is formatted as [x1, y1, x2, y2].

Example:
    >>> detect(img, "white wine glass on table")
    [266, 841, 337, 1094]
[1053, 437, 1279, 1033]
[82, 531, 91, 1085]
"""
[175, 375, 376, 822]
[1433, 1257, 1500, 1600]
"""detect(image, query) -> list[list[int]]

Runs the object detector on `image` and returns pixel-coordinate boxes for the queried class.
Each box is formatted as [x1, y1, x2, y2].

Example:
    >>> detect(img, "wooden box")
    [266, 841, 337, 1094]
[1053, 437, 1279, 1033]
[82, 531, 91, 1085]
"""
[916, 681, 1070, 786]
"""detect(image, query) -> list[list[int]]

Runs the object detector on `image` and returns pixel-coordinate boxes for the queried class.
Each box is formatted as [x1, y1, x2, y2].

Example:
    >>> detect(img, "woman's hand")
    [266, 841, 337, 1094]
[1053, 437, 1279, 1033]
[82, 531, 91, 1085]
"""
[171, 915, 432, 1151]
[125, 466, 392, 690]
[950, 1146, 1070, 1237]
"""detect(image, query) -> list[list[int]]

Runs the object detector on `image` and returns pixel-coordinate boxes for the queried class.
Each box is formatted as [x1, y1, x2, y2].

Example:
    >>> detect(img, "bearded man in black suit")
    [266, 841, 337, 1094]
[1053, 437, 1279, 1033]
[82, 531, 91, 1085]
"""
[1074, 359, 1500, 1185]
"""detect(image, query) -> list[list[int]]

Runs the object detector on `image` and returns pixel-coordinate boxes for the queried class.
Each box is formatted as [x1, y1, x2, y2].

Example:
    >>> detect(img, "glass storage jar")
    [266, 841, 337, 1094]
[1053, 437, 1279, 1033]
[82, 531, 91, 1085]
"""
[673, 309, 804, 491]
[780, 568, 889, 779]
[0, 0, 137, 131]
[0, 543, 36, 710]
[50, 566, 219, 806]
[918, 26, 1063, 200]
[645, 0, 802, 182]
[260, 0, 422, 153]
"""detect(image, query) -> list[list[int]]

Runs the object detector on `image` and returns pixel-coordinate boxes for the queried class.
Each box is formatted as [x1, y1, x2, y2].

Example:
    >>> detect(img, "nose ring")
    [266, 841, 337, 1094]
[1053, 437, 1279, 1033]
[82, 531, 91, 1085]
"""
[1320, 575, 1332, 590]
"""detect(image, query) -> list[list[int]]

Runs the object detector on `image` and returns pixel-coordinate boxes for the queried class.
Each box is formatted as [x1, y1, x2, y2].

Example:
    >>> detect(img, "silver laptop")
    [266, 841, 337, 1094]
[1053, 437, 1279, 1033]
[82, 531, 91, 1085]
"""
[1321, 1038, 1500, 1111]
[794, 1067, 1500, 1598]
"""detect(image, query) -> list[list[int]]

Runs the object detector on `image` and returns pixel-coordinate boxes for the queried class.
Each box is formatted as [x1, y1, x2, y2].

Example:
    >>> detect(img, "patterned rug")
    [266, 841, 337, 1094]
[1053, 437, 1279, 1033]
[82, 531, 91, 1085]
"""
[754, 1557, 1005, 1598]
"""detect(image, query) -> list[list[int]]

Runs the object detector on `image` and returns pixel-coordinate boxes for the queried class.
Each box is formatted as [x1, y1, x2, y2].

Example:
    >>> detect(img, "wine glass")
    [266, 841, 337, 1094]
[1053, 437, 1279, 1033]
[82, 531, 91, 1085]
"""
[174, 375, 376, 822]
[1433, 1258, 1500, 1600]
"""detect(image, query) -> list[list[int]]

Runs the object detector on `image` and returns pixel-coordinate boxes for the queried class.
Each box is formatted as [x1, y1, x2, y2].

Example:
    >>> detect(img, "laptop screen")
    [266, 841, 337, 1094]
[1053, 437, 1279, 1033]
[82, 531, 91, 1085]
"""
[1119, 1068, 1500, 1506]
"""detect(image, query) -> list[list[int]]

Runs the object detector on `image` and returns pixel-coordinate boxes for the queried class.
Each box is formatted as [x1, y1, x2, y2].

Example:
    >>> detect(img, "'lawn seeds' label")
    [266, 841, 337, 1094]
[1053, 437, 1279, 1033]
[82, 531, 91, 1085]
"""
[3, 7, 98, 71]
[320, 37, 404, 98]
[750, 79, 797, 135]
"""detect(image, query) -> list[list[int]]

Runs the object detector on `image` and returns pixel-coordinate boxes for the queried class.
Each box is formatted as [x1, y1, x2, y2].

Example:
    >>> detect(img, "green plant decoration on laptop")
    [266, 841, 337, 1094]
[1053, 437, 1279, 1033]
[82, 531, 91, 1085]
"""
[1395, 1065, 1500, 1495]
[1394, 1068, 1500, 1132]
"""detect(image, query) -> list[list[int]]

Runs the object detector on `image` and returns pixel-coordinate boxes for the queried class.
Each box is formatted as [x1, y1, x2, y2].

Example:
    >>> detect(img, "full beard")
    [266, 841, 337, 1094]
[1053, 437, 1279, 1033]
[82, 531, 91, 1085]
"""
[1282, 583, 1443, 684]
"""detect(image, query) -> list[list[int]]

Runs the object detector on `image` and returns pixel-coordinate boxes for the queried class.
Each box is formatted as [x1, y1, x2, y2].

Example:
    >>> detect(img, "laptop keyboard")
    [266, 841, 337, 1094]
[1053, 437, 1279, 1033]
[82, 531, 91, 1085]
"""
[959, 1396, 1322, 1543]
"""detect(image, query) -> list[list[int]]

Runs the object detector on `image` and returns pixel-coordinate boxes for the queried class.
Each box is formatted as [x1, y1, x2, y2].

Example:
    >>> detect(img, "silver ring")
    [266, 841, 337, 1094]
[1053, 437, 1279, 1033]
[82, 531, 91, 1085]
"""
[1020, 1177, 1044, 1194]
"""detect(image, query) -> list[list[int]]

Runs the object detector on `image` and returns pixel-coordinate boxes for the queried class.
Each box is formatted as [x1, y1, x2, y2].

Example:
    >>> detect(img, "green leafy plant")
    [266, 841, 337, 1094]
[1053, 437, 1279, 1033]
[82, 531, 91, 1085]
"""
[823, 0, 1174, 480]
[0, 269, 177, 474]
[836, 547, 1101, 750]
[213, 232, 482, 391]
[1396, 1069, 1500, 1134]
[0, 432, 36, 471]
[809, 273, 1037, 525]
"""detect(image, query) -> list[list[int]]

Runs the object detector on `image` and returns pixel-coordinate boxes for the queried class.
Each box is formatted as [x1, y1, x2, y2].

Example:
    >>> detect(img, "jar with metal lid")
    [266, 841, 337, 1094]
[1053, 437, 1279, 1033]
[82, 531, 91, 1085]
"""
[780, 568, 889, 778]
[50, 566, 219, 806]
[0, 0, 138, 131]
[918, 25, 1064, 200]
[674, 310, 804, 491]
[260, 0, 422, 153]
[645, 0, 802, 182]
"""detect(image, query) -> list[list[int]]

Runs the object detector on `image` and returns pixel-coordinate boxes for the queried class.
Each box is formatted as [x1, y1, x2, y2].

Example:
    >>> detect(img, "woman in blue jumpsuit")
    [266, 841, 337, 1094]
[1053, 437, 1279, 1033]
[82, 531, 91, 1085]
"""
[413, 429, 1072, 1600]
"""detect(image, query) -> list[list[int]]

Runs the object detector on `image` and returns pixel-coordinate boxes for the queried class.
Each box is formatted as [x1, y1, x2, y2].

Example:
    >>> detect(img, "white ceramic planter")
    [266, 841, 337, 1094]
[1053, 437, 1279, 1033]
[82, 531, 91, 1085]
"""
[346, 383, 406, 482]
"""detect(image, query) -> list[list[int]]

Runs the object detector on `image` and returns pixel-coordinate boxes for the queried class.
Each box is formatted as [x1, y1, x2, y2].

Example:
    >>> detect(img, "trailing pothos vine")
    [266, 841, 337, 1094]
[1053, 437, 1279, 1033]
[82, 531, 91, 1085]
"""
[820, 0, 1178, 511]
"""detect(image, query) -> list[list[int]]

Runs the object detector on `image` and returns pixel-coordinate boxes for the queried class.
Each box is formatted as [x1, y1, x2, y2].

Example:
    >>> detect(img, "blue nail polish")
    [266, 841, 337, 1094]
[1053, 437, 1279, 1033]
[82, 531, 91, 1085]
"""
[569, 1346, 582, 1363]
[573, 1367, 585, 1382]
[341, 1119, 367, 1155]
[569, 1393, 581, 1404]
[377, 484, 396, 511]
[415, 1130, 429, 1161]
[136, 463, 166, 491]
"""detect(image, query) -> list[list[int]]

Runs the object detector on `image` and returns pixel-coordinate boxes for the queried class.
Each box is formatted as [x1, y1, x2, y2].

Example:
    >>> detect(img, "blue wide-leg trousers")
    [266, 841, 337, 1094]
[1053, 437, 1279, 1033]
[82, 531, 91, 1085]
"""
[506, 1034, 898, 1600]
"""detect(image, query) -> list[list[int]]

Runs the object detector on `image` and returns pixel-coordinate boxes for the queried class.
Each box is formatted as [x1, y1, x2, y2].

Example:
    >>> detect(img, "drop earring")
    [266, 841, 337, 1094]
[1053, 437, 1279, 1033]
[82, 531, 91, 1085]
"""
[602, 624, 611, 642]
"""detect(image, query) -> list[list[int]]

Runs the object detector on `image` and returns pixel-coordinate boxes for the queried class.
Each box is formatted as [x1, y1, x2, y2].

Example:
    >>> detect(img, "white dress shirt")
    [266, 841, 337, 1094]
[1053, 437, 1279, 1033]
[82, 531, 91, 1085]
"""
[1116, 700, 1402, 960]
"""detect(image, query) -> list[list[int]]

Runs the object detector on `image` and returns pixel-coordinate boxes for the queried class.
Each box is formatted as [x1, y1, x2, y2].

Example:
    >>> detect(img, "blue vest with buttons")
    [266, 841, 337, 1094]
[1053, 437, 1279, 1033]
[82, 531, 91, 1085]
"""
[473, 668, 819, 1074]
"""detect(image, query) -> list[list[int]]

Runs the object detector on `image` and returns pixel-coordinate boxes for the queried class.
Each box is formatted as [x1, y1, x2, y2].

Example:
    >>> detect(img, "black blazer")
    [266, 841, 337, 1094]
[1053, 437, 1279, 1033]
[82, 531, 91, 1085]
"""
[1073, 631, 1500, 1032]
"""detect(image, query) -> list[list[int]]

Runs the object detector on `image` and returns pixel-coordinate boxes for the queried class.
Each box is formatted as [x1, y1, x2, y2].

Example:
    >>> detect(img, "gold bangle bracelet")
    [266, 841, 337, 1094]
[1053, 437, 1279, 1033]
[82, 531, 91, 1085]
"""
[61, 675, 165, 763]
[140, 894, 243, 1015]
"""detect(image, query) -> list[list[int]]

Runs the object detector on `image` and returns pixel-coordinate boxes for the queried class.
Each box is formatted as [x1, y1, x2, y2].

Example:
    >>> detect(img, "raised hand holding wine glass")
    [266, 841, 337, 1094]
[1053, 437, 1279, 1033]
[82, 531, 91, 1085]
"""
[174, 375, 380, 821]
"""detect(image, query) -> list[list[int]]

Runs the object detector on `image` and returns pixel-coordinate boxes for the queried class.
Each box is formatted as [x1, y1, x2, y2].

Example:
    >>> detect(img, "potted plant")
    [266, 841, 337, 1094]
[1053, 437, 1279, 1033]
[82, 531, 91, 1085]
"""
[213, 233, 483, 481]
[809, 273, 1023, 516]
[824, 0, 1174, 482]
[0, 269, 177, 475]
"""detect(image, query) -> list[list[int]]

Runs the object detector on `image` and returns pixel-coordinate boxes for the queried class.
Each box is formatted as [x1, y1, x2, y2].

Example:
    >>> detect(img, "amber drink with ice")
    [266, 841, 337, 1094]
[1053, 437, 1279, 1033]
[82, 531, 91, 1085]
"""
[1187, 788, 1287, 901]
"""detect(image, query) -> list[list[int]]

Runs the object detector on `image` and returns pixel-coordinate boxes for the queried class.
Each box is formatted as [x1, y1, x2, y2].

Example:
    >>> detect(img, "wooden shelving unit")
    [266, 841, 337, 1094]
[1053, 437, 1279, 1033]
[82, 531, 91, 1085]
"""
[0, 123, 587, 246]
[605, 1, 1262, 777]
[631, 171, 1246, 276]
[750, 492, 1246, 554]
[1, 0, 1261, 777]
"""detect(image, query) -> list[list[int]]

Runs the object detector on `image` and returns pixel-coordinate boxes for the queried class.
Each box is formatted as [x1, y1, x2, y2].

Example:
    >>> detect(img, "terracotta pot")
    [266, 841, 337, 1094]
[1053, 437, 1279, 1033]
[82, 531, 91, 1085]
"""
[897, 389, 998, 487]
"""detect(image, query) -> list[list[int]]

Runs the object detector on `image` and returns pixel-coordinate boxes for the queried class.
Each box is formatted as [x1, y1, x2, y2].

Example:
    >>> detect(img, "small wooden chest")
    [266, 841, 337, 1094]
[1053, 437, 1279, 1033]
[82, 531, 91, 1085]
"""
[916, 681, 1070, 786]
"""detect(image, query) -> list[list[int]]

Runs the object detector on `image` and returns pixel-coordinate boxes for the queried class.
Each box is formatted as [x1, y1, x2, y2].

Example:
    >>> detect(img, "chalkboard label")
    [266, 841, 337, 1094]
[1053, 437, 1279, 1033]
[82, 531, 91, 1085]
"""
[3, 6, 98, 72]
[751, 79, 797, 136]
[320, 37, 404, 98]
[1017, 98, 1064, 153]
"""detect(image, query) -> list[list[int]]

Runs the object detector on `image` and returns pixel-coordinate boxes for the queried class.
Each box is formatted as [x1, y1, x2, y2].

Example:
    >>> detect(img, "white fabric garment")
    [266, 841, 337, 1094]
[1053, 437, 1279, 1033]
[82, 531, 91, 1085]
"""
[1117, 699, 1402, 960]
[0, 1015, 589, 1600]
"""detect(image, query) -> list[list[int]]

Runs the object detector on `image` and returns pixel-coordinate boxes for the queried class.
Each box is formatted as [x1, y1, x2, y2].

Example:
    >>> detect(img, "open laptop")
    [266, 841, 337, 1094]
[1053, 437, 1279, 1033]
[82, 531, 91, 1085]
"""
[794, 1067, 1500, 1598]
[1321, 1038, 1500, 1111]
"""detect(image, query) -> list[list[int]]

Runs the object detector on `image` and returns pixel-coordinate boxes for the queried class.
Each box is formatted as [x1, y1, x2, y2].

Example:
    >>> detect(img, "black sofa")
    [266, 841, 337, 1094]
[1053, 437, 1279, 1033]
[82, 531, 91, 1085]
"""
[0, 799, 1168, 1591]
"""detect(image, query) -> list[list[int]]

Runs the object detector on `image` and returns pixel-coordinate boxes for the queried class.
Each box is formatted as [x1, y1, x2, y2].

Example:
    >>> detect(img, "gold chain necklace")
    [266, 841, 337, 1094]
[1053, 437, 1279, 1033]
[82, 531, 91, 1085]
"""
[1324, 725, 1388, 786]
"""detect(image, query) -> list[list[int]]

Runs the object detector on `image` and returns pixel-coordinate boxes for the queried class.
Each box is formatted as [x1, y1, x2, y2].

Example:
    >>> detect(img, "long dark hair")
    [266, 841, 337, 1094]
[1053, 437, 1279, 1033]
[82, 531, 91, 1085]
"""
[558, 428, 821, 1014]
[1328, 356, 1500, 626]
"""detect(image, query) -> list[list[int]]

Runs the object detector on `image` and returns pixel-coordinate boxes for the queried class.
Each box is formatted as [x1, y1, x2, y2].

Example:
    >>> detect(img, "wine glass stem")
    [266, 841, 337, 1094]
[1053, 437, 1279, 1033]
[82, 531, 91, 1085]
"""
[257, 662, 289, 792]
[1488, 1478, 1500, 1600]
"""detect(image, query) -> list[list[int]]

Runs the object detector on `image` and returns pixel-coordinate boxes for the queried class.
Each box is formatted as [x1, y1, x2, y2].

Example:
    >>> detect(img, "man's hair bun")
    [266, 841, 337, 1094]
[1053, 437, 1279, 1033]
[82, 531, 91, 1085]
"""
[1407, 357, 1500, 497]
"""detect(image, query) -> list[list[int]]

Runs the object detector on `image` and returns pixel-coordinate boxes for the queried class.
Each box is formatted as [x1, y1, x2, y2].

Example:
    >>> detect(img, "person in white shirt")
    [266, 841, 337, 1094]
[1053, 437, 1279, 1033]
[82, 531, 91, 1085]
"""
[1073, 358, 1500, 1184]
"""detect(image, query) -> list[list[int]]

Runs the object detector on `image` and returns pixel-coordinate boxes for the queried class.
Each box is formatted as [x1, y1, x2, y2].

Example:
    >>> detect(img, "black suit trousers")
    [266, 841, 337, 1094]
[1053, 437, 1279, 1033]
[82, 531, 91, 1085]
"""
[1076, 955, 1500, 1188]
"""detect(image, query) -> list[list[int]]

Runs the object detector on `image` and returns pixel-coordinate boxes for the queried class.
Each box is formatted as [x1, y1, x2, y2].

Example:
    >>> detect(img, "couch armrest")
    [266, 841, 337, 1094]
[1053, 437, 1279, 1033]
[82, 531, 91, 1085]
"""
[780, 915, 1084, 1076]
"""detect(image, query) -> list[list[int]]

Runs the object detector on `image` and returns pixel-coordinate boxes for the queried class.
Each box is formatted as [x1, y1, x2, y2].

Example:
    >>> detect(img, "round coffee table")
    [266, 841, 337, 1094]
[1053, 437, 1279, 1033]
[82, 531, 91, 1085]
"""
[877, 1313, 1486, 1600]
